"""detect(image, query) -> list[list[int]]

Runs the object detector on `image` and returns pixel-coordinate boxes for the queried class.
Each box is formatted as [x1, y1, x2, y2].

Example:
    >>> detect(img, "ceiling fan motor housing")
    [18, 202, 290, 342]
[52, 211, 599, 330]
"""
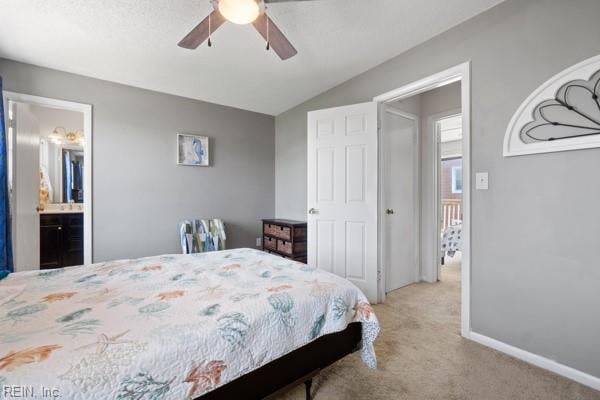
[213, 0, 267, 24]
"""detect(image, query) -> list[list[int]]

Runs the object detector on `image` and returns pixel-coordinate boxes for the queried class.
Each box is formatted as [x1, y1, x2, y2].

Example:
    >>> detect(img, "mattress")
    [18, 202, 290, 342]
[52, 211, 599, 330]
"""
[0, 248, 379, 399]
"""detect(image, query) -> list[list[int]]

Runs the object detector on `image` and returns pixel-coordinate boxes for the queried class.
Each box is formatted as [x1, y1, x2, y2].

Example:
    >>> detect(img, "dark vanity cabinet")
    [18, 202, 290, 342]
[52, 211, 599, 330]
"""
[40, 213, 84, 269]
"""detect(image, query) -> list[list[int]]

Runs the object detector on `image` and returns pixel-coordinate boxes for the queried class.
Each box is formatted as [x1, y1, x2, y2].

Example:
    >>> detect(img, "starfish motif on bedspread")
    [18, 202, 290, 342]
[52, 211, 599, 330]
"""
[184, 360, 227, 398]
[75, 330, 132, 355]
[197, 285, 227, 300]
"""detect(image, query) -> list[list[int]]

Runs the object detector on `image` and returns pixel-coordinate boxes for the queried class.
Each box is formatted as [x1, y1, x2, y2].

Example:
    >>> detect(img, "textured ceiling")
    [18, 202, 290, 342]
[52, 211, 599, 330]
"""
[0, 0, 503, 115]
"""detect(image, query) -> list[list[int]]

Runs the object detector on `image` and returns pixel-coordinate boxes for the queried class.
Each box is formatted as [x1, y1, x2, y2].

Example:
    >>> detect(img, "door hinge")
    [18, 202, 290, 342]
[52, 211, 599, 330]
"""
[8, 119, 15, 129]
[377, 269, 382, 282]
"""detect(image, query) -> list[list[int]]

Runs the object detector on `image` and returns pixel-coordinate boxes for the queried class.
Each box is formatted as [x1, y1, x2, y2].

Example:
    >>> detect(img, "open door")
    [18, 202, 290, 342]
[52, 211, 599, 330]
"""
[13, 102, 41, 271]
[307, 102, 379, 302]
[382, 109, 419, 292]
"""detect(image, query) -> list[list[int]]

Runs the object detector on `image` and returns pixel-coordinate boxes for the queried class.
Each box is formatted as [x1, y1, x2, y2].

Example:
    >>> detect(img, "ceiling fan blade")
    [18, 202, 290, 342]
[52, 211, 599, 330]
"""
[252, 14, 298, 60]
[178, 10, 226, 49]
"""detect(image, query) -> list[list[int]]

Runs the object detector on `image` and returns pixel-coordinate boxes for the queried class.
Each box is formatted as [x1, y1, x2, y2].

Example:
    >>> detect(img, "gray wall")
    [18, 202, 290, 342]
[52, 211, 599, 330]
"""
[1, 58, 275, 262]
[275, 0, 600, 378]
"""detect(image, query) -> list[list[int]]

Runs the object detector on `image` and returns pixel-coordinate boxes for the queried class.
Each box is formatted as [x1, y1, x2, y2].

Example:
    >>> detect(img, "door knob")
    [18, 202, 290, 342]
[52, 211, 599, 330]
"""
[308, 208, 318, 215]
[386, 209, 394, 215]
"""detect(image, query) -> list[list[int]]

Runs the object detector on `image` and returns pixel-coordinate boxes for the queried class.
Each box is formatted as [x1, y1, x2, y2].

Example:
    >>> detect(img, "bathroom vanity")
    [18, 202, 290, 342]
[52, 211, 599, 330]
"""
[39, 206, 84, 269]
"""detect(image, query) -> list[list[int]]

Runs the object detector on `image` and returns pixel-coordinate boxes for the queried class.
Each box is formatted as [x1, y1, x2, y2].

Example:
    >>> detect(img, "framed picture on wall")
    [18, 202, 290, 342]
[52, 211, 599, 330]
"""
[177, 133, 209, 166]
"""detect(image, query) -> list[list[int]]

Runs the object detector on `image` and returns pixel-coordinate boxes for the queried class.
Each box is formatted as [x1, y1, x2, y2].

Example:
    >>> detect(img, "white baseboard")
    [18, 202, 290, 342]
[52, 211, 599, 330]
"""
[466, 331, 600, 391]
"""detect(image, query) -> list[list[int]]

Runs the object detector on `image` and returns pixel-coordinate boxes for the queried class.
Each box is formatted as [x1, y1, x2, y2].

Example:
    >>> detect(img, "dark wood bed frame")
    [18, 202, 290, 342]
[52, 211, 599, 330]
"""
[197, 322, 362, 400]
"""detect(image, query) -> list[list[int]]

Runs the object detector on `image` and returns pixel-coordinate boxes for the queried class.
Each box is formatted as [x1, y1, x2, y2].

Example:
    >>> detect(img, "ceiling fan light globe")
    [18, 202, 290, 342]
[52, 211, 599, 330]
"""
[218, 0, 260, 24]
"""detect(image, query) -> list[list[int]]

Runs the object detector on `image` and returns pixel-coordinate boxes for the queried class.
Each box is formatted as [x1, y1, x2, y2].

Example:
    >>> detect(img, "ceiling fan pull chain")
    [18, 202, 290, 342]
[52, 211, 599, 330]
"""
[266, 13, 270, 51]
[208, 13, 212, 47]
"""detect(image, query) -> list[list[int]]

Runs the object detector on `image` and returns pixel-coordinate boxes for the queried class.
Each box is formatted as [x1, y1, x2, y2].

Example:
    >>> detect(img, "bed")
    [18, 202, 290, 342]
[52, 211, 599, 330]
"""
[441, 223, 462, 264]
[0, 248, 379, 399]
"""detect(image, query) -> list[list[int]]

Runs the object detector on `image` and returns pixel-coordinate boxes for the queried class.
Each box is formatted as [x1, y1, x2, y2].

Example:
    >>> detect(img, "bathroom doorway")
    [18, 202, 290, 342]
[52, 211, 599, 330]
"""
[3, 92, 92, 271]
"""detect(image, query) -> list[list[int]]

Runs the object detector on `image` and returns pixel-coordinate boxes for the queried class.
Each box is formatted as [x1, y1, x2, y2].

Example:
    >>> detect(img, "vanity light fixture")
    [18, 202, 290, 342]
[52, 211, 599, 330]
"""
[50, 127, 84, 146]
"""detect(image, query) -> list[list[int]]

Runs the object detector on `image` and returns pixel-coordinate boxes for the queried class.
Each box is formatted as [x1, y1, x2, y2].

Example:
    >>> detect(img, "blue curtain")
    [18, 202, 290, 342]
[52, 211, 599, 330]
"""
[0, 77, 13, 279]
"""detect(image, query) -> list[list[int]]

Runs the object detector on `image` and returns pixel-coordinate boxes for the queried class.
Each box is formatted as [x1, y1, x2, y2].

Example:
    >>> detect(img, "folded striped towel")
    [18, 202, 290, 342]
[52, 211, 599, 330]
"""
[180, 219, 226, 254]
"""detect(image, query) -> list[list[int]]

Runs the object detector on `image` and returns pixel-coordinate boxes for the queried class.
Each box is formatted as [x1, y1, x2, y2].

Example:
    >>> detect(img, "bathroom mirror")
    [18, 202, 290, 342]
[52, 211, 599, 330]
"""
[61, 147, 84, 203]
[39, 122, 85, 205]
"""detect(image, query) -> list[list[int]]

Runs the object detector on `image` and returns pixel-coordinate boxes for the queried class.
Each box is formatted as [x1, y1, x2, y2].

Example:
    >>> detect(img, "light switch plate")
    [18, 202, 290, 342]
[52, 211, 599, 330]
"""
[476, 172, 489, 190]
[256, 237, 262, 247]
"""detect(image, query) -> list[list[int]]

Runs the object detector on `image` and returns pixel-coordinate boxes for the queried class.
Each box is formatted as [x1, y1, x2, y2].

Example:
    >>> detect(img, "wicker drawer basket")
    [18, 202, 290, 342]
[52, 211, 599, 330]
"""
[263, 236, 277, 251]
[264, 223, 291, 240]
[277, 239, 307, 256]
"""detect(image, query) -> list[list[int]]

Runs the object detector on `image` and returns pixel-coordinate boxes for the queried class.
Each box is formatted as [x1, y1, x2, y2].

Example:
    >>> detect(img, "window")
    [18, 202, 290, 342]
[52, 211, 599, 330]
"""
[504, 55, 600, 157]
[451, 166, 462, 194]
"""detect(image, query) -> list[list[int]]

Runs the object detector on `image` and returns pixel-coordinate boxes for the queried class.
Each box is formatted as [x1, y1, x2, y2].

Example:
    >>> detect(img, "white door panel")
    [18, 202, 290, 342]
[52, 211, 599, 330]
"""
[383, 110, 418, 292]
[308, 102, 378, 302]
[316, 219, 335, 273]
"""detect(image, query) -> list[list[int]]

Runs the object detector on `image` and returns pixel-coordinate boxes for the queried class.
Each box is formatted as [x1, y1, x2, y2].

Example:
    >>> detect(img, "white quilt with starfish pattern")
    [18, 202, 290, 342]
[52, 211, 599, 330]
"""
[0, 248, 379, 399]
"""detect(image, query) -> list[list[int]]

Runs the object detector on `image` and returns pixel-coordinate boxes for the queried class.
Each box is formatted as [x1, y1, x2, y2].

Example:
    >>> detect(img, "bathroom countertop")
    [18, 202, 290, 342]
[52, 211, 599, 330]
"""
[38, 204, 84, 214]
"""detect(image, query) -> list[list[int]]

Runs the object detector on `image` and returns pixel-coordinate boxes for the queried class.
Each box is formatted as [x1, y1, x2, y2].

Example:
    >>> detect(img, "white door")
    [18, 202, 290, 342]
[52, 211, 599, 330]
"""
[383, 109, 419, 292]
[13, 102, 40, 271]
[307, 102, 379, 302]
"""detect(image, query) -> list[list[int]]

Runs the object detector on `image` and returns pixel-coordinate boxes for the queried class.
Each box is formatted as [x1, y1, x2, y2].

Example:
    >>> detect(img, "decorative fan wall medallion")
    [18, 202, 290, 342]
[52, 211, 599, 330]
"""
[504, 54, 600, 157]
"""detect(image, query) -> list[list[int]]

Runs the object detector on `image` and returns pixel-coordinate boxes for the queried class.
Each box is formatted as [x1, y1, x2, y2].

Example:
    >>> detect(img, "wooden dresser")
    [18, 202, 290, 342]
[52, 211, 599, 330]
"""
[262, 219, 307, 263]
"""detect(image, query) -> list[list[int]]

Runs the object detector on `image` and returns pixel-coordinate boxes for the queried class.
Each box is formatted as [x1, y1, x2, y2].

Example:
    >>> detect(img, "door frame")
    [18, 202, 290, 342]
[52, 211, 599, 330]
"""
[379, 107, 420, 296]
[2, 91, 94, 266]
[430, 109, 462, 283]
[373, 62, 471, 337]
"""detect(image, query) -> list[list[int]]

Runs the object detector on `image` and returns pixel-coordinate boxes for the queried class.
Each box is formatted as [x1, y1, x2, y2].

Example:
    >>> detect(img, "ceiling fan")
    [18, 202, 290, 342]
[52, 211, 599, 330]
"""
[178, 0, 313, 60]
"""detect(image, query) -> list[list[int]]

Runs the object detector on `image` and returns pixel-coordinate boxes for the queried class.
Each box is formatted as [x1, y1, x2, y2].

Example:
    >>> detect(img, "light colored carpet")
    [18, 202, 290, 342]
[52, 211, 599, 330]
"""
[278, 257, 600, 400]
